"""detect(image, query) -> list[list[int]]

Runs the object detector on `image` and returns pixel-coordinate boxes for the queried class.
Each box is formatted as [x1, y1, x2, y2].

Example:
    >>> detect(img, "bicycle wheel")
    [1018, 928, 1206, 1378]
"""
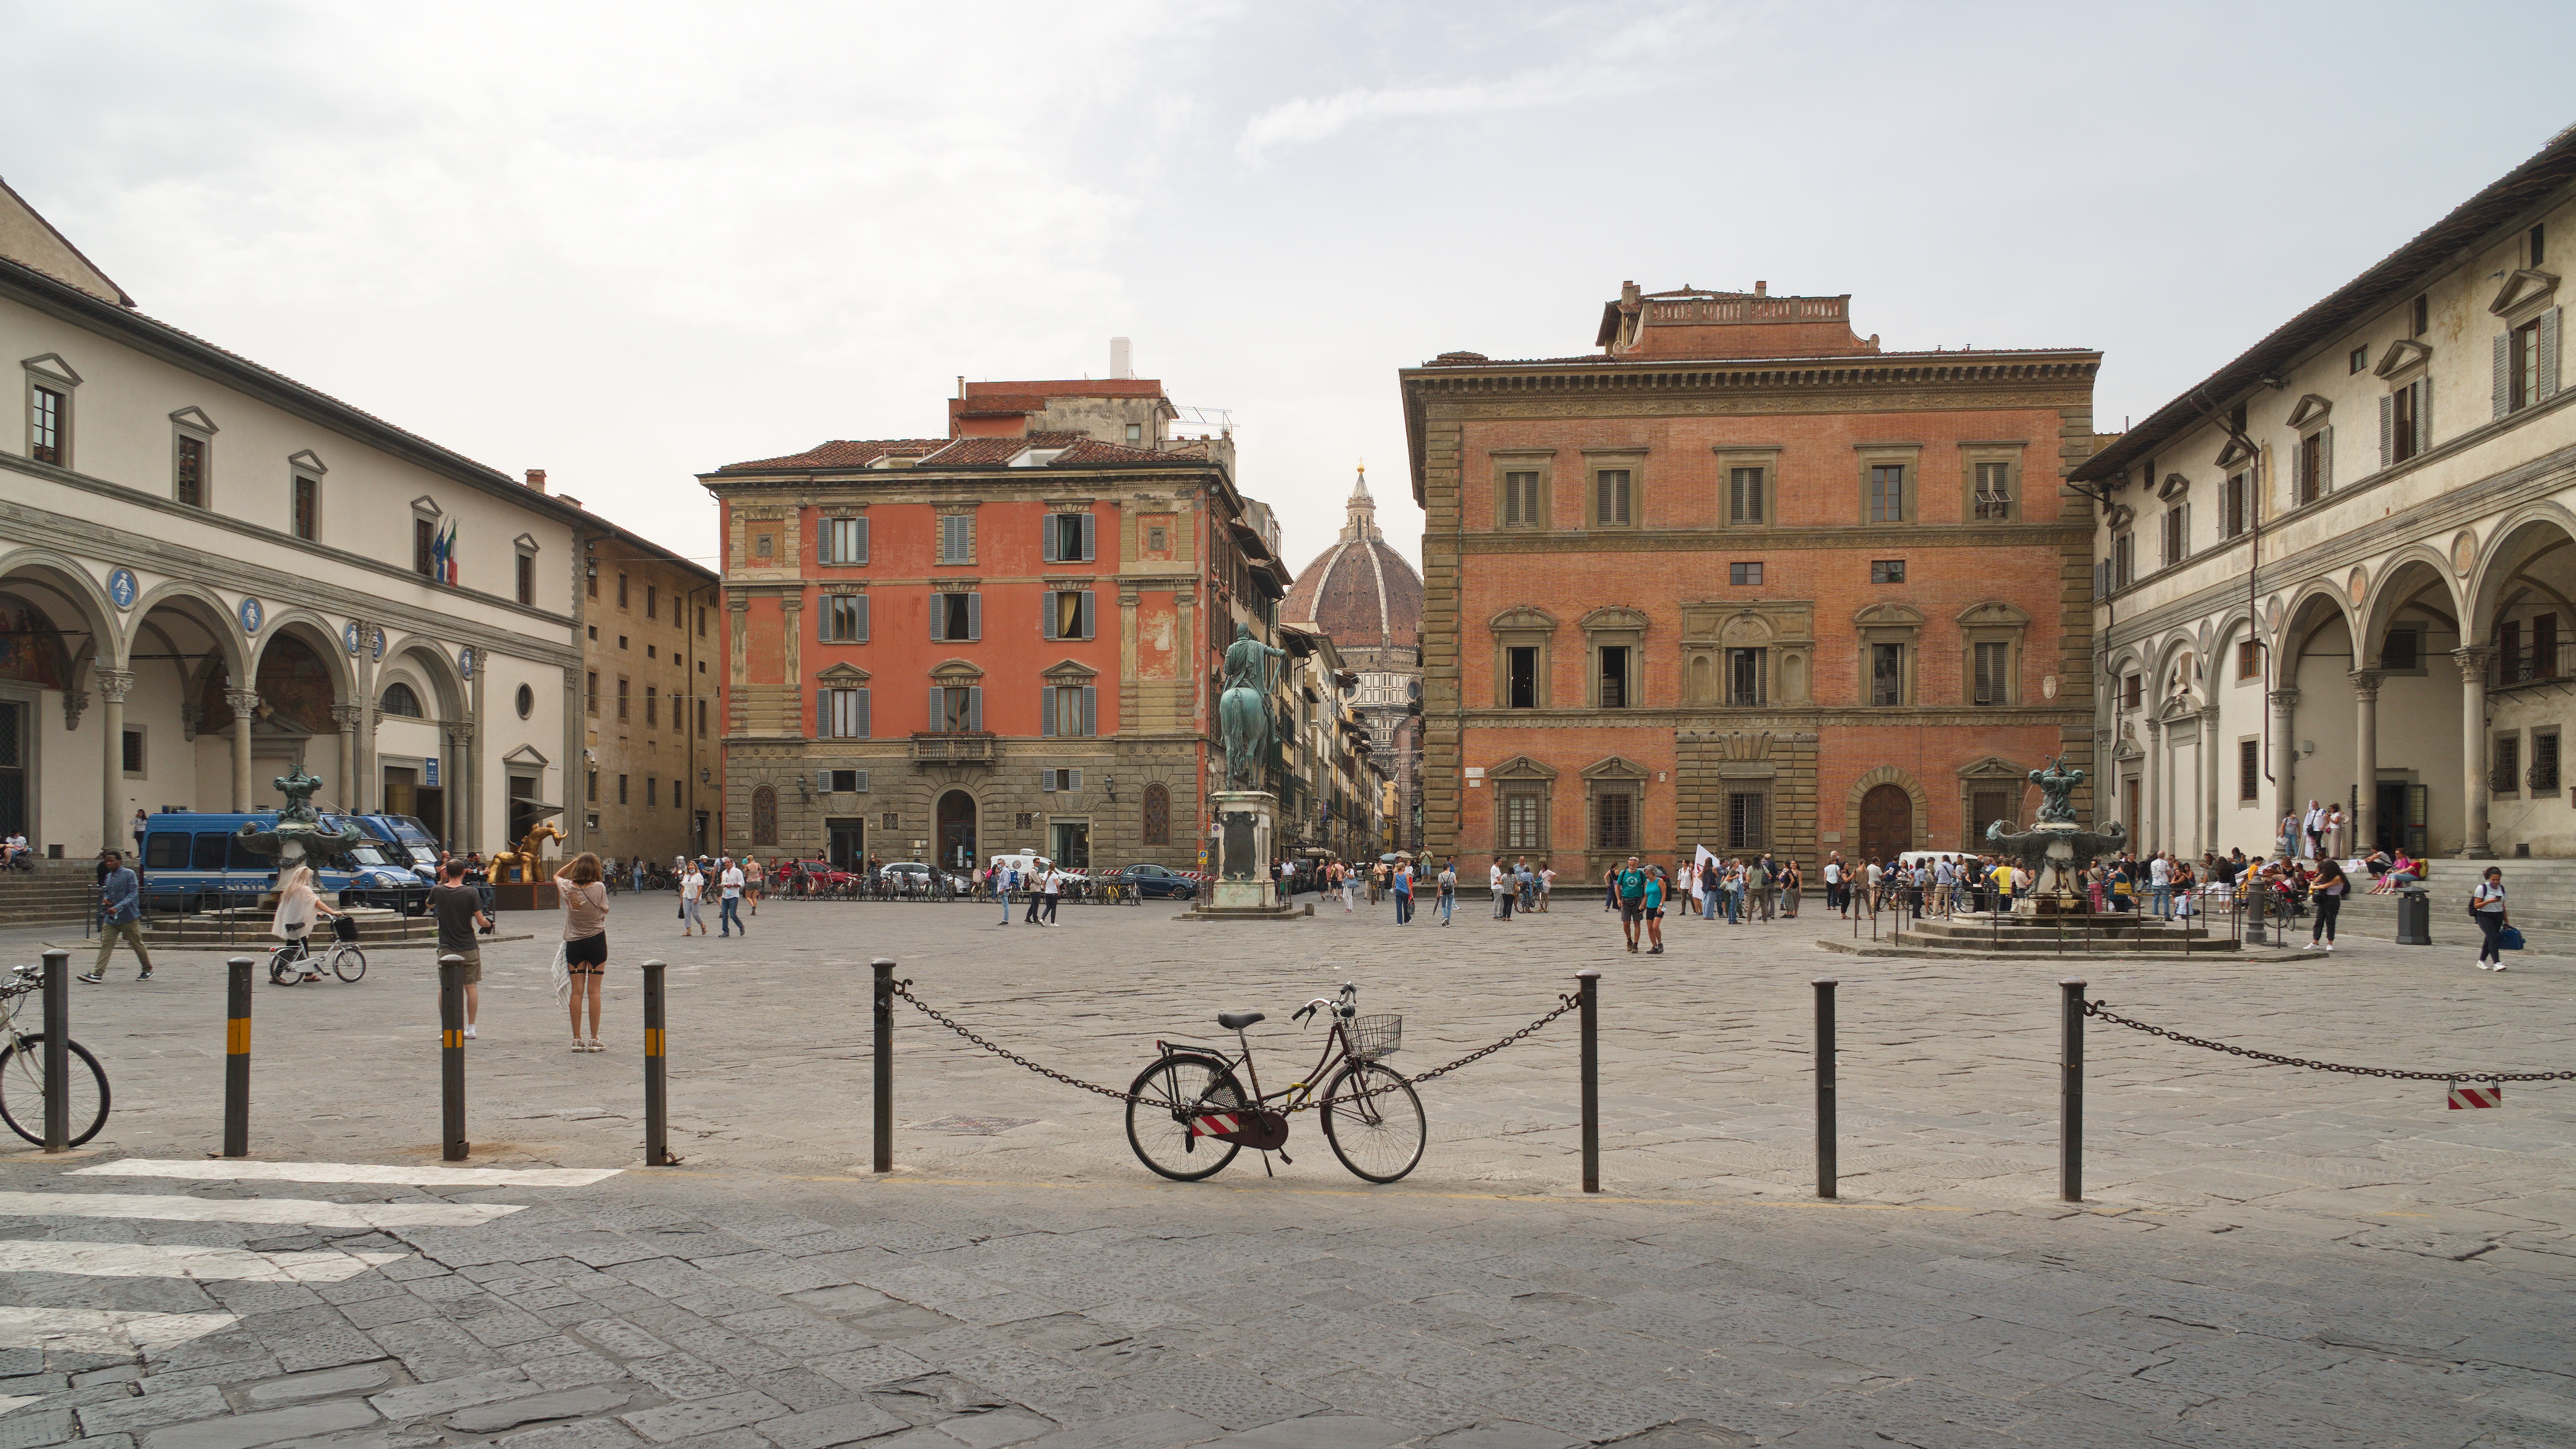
[1321, 1060, 1425, 1184]
[268, 948, 303, 985]
[332, 945, 367, 983]
[1124, 1053, 1248, 1182]
[0, 1034, 112, 1147]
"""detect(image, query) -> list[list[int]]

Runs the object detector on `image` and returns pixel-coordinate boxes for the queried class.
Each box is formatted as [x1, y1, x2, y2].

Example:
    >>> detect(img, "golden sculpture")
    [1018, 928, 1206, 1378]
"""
[490, 822, 568, 884]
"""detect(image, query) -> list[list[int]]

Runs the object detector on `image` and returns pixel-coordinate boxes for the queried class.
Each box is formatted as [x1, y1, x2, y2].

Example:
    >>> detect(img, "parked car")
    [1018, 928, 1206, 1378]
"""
[1105, 863, 1197, 900]
[879, 861, 972, 895]
[136, 811, 420, 915]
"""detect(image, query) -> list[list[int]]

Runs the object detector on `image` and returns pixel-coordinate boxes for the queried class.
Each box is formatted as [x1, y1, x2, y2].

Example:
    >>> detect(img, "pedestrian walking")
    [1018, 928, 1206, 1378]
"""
[1602, 865, 1619, 914]
[1340, 862, 1357, 914]
[427, 858, 488, 1038]
[717, 858, 746, 936]
[1039, 865, 1063, 924]
[997, 863, 1018, 924]
[2472, 866, 2509, 970]
[1437, 859, 1456, 926]
[1781, 857, 1802, 917]
[554, 852, 611, 1051]
[2303, 799, 2327, 861]
[2148, 852, 2173, 919]
[1538, 864, 1554, 911]
[1393, 861, 1414, 925]
[81, 850, 154, 983]
[1642, 866, 1667, 954]
[267, 863, 345, 984]
[745, 857, 763, 916]
[1615, 856, 1648, 952]
[678, 861, 707, 935]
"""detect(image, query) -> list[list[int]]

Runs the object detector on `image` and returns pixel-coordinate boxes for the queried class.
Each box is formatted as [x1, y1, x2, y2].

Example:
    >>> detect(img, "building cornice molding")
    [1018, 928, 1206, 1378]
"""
[1461, 523, 2090, 554]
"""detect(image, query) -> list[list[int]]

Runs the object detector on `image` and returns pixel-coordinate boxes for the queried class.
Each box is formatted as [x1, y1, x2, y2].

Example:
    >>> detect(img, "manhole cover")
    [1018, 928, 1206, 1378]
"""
[915, 1114, 1036, 1136]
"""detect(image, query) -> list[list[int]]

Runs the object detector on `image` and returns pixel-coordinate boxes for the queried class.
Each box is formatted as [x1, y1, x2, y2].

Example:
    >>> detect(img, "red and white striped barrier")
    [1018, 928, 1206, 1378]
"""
[2447, 1083, 2504, 1110]
[1189, 1112, 1241, 1137]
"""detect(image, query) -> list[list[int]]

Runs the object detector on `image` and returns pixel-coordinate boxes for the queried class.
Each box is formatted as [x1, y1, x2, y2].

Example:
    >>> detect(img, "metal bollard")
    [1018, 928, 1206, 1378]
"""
[872, 958, 896, 1173]
[439, 954, 467, 1161]
[641, 960, 671, 1165]
[1576, 967, 1600, 1194]
[1813, 977, 1837, 1199]
[41, 948, 68, 1153]
[2059, 977, 2085, 1203]
[224, 957, 253, 1157]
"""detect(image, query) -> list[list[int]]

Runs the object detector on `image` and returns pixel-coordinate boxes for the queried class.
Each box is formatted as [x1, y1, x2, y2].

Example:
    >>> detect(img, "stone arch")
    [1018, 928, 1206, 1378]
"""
[2464, 502, 2576, 644]
[1487, 605, 1558, 632]
[2281, 581, 2356, 660]
[0, 548, 121, 677]
[381, 634, 466, 720]
[2358, 546, 2464, 666]
[254, 610, 356, 708]
[127, 579, 248, 683]
[1842, 765, 1930, 849]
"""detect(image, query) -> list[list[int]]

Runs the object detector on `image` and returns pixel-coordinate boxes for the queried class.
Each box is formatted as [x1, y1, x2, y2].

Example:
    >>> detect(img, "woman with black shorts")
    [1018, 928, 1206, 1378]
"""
[556, 853, 611, 1052]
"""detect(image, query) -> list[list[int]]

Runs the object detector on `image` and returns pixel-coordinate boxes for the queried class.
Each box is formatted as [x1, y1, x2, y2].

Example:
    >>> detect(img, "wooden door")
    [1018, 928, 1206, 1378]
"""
[1857, 784, 1911, 863]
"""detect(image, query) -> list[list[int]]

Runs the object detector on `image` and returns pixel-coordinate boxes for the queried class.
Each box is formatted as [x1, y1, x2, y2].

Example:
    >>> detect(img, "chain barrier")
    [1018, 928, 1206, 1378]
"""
[2081, 997, 2574, 1084]
[885, 980, 1579, 1110]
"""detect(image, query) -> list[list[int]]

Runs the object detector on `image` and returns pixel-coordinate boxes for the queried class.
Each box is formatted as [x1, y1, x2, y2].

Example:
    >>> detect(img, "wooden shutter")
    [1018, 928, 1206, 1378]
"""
[2415, 377, 2432, 450]
[1042, 687, 1057, 737]
[1067, 769, 1082, 791]
[819, 525, 831, 568]
[931, 596, 945, 641]
[852, 516, 868, 564]
[1042, 517, 1059, 563]
[817, 770, 831, 793]
[855, 689, 870, 739]
[1080, 513, 1096, 561]
[816, 690, 829, 738]
[1043, 593, 1058, 641]
[1081, 685, 1097, 736]
[852, 595, 868, 643]
[2319, 427, 2332, 492]
[1041, 769, 1055, 792]
[2379, 394, 2392, 466]
[1078, 591, 1094, 640]
[927, 686, 944, 730]
[966, 593, 981, 641]
[2542, 308, 2563, 399]
[2495, 334, 2512, 418]
[967, 687, 982, 732]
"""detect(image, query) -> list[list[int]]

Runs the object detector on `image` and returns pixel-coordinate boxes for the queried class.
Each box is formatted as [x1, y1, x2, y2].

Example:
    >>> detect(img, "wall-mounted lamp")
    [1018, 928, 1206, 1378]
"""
[700, 768, 711, 783]
[2300, 740, 2317, 756]
[1102, 774, 1117, 801]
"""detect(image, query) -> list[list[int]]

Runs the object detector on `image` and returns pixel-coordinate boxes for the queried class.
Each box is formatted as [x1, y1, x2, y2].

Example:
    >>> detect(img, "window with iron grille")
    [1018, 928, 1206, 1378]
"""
[2239, 738, 2260, 801]
[2531, 730, 2561, 793]
[616, 678, 629, 721]
[1972, 461, 2012, 520]
[1971, 789, 2011, 841]
[1502, 792, 1543, 851]
[2383, 629, 2420, 671]
[176, 435, 205, 507]
[616, 774, 629, 805]
[1142, 783, 1171, 844]
[2492, 733, 2521, 794]
[1595, 792, 1634, 850]
[645, 687, 656, 728]
[1726, 792, 1764, 850]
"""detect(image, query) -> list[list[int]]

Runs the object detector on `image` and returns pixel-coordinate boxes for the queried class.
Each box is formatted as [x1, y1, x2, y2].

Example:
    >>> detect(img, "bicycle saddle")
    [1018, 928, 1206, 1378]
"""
[1217, 1011, 1265, 1030]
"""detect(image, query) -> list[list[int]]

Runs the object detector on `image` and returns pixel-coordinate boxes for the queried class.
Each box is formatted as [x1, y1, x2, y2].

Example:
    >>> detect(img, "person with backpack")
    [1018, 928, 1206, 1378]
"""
[1436, 859, 1456, 926]
[2472, 867, 2510, 971]
[1615, 855, 1649, 952]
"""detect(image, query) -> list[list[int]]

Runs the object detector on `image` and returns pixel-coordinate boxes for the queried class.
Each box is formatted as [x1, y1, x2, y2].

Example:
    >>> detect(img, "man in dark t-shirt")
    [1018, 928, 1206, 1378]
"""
[427, 859, 490, 1040]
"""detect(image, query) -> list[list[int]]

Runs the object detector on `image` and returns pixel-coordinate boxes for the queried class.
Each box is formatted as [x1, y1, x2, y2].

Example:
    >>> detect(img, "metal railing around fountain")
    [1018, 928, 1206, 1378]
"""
[1848, 877, 2253, 956]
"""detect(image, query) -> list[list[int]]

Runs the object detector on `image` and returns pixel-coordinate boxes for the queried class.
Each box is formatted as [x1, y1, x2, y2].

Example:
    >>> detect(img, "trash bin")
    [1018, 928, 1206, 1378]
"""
[2395, 887, 2431, 945]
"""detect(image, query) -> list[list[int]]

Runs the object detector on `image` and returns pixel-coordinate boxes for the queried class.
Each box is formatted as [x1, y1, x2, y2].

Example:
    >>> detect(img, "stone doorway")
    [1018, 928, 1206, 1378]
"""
[1857, 783, 1912, 864]
[936, 789, 977, 872]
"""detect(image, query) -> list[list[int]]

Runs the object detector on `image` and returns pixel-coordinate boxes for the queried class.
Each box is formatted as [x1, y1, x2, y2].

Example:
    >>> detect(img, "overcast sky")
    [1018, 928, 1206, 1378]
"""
[6, 0, 2571, 577]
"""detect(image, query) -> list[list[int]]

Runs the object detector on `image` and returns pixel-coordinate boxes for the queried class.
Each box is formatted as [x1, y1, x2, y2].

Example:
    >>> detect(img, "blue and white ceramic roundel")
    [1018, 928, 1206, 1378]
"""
[108, 569, 138, 610]
[343, 622, 361, 655]
[238, 597, 263, 633]
[459, 647, 475, 679]
[371, 629, 385, 662]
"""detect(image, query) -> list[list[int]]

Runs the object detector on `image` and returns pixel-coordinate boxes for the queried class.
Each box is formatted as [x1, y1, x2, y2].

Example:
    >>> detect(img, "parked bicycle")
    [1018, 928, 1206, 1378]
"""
[269, 915, 367, 986]
[1125, 982, 1424, 1184]
[0, 963, 110, 1147]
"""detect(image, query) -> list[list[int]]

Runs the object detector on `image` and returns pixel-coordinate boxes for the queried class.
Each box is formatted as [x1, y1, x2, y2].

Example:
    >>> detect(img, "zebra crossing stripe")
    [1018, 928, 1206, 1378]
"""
[0, 1192, 519, 1228]
[0, 1241, 408, 1283]
[0, 1307, 238, 1355]
[72, 1159, 622, 1188]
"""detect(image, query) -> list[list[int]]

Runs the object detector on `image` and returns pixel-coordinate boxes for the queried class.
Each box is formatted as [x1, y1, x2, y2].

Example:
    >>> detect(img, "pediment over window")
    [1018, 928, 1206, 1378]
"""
[2107, 503, 2135, 531]
[288, 449, 327, 475]
[2488, 268, 2559, 318]
[815, 662, 870, 683]
[1718, 611, 1774, 646]
[1955, 600, 2031, 629]
[1579, 605, 1649, 633]
[1955, 755, 2025, 780]
[20, 352, 80, 385]
[2374, 338, 2432, 380]
[170, 405, 217, 434]
[1486, 754, 1559, 782]
[1851, 602, 1926, 629]
[502, 743, 549, 767]
[928, 658, 984, 681]
[1490, 605, 1559, 633]
[2158, 471, 2193, 501]
[1578, 754, 1651, 781]
[1041, 657, 1099, 681]
[2284, 394, 2333, 431]
[410, 495, 442, 519]
[2214, 434, 2255, 467]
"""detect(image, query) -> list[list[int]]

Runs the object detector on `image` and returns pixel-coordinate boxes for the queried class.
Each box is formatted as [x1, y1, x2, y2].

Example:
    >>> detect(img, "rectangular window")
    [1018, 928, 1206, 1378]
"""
[1598, 645, 1630, 708]
[1726, 648, 1765, 705]
[1972, 641, 2008, 706]
[1870, 643, 1904, 707]
[819, 516, 868, 565]
[586, 769, 597, 804]
[1870, 559, 1904, 584]
[1501, 470, 1541, 526]
[617, 774, 629, 805]
[647, 777, 657, 808]
[585, 671, 598, 715]
[2533, 613, 2559, 679]
[643, 585, 655, 619]
[2533, 729, 2561, 793]
[2349, 345, 2368, 374]
[2239, 738, 2260, 801]
[2383, 629, 2419, 670]
[697, 698, 707, 735]
[28, 385, 63, 465]
[1595, 793, 1634, 850]
[1725, 792, 1764, 850]
[1040, 683, 1097, 737]
[1729, 562, 1762, 586]
[1503, 793, 1542, 850]
[2224, 471, 2248, 537]
[616, 573, 628, 609]
[822, 594, 867, 642]
[291, 474, 320, 541]
[645, 686, 657, 728]
[175, 435, 205, 506]
[820, 768, 869, 792]
[516, 552, 534, 606]
[2294, 434, 2322, 504]
[1972, 461, 2012, 520]
[2510, 317, 2544, 411]
[940, 514, 973, 564]
[1043, 512, 1096, 562]
[1044, 590, 1096, 641]
[1594, 470, 1632, 527]
[932, 592, 980, 642]
[2391, 382, 2421, 463]
[1868, 464, 1905, 523]
[698, 606, 707, 636]
[2411, 294, 2429, 338]
[1506, 646, 1538, 709]
[1728, 467, 1764, 523]
[2113, 531, 2134, 589]
[2123, 673, 2142, 710]
[820, 688, 869, 739]
[122, 728, 144, 775]
[928, 685, 981, 733]
[1039, 768, 1083, 793]
[2236, 640, 2260, 681]
[2162, 506, 2188, 567]
[415, 518, 435, 577]
[2492, 733, 2520, 795]
[616, 678, 629, 721]
[2532, 222, 2548, 268]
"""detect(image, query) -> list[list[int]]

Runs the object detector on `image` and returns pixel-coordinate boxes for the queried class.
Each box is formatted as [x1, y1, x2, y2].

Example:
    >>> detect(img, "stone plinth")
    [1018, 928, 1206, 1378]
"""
[1183, 791, 1299, 922]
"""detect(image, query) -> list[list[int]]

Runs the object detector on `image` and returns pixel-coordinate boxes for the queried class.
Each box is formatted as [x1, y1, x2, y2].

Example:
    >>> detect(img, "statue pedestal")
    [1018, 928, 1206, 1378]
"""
[1183, 791, 1299, 922]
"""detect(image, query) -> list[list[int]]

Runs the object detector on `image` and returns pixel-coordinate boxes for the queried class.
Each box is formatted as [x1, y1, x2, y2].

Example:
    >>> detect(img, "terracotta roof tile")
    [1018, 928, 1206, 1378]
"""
[717, 439, 948, 471]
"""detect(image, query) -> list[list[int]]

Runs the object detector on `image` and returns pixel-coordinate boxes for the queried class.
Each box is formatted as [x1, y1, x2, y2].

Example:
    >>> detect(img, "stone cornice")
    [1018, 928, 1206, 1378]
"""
[1462, 523, 2090, 554]
[1459, 705, 2088, 729]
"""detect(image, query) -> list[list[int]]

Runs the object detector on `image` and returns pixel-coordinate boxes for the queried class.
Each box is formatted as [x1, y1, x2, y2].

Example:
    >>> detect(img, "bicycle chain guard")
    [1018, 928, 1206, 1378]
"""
[1191, 1108, 1290, 1152]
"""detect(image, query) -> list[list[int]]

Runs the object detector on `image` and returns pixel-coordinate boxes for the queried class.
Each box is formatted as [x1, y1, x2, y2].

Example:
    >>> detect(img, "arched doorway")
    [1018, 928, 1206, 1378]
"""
[1857, 783, 1912, 863]
[936, 790, 977, 871]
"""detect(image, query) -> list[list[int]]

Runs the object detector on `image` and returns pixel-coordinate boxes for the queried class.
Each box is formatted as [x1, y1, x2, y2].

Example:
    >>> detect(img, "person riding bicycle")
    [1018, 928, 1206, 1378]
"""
[270, 863, 347, 983]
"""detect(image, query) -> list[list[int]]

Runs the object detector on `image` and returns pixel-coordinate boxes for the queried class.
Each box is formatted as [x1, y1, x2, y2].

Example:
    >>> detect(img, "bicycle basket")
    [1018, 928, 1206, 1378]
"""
[1350, 1014, 1402, 1062]
[330, 915, 360, 942]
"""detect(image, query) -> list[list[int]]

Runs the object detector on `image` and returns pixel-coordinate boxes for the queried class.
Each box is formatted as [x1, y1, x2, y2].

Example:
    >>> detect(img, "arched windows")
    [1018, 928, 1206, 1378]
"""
[380, 681, 423, 717]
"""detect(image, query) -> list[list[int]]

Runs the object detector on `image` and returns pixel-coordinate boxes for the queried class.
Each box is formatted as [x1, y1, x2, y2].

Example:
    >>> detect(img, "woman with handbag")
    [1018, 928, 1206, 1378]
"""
[2472, 867, 2510, 971]
[270, 864, 347, 984]
[555, 853, 612, 1050]
[2303, 857, 2348, 952]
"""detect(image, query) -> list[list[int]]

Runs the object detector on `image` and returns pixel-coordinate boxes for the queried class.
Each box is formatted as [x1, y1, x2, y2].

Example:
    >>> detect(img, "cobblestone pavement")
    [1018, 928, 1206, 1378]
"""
[0, 892, 2568, 1446]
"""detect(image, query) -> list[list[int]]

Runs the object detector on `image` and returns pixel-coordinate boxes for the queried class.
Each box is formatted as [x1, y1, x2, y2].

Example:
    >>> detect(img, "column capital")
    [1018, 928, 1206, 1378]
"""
[224, 689, 261, 713]
[446, 723, 477, 747]
[2267, 687, 2301, 710]
[61, 690, 89, 731]
[2144, 716, 2163, 739]
[2347, 668, 2383, 700]
[2452, 644, 2497, 669]
[330, 703, 365, 729]
[93, 668, 134, 704]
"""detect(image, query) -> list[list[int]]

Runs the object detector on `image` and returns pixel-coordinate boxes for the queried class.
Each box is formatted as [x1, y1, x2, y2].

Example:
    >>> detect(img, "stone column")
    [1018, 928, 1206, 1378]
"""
[2454, 647, 2494, 857]
[2269, 687, 2300, 845]
[331, 704, 364, 815]
[352, 622, 378, 813]
[2142, 717, 2162, 855]
[96, 669, 132, 852]
[2348, 670, 2381, 857]
[448, 723, 477, 854]
[2200, 706, 2224, 859]
[227, 689, 261, 812]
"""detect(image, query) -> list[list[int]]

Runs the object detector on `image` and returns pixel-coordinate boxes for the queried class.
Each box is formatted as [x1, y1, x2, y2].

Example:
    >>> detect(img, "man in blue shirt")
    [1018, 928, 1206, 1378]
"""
[81, 850, 154, 983]
[1616, 855, 1648, 953]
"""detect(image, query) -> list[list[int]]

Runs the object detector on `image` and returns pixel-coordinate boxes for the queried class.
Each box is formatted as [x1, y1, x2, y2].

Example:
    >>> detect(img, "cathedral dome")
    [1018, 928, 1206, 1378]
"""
[1284, 470, 1423, 654]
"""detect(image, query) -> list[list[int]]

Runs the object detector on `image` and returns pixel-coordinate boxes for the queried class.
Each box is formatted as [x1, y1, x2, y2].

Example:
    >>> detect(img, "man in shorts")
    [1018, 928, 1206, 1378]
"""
[1616, 855, 1648, 953]
[427, 859, 490, 1040]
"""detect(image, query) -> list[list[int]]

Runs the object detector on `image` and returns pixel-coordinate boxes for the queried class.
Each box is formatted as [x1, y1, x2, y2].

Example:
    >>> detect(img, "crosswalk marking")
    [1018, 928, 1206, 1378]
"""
[0, 1307, 239, 1355]
[73, 1159, 623, 1189]
[0, 1192, 520, 1228]
[0, 1241, 408, 1283]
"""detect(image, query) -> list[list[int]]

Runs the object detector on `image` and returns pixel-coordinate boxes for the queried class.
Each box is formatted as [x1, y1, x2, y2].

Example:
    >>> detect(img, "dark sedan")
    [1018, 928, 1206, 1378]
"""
[1107, 863, 1197, 900]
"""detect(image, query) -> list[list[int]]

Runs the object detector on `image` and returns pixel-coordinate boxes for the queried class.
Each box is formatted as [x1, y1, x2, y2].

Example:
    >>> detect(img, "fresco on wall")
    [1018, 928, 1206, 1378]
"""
[0, 595, 71, 690]
[199, 633, 340, 737]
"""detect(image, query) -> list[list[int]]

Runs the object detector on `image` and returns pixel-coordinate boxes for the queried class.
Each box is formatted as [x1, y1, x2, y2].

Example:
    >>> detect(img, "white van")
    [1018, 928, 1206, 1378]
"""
[986, 850, 1057, 881]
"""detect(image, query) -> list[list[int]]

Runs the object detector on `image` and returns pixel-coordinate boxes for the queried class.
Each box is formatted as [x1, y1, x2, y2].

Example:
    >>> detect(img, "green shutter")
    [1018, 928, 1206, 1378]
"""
[1078, 591, 1094, 640]
[1081, 685, 1097, 737]
[1080, 513, 1096, 561]
[1041, 687, 1056, 737]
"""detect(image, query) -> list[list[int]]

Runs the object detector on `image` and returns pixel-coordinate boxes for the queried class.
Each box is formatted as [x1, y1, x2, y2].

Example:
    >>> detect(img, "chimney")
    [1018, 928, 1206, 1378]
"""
[1753, 281, 1767, 296]
[1110, 337, 1133, 380]
[524, 468, 548, 493]
[1620, 280, 1640, 305]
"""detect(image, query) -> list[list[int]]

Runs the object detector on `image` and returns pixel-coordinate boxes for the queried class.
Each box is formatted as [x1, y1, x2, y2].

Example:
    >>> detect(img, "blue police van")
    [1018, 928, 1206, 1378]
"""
[137, 812, 424, 915]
